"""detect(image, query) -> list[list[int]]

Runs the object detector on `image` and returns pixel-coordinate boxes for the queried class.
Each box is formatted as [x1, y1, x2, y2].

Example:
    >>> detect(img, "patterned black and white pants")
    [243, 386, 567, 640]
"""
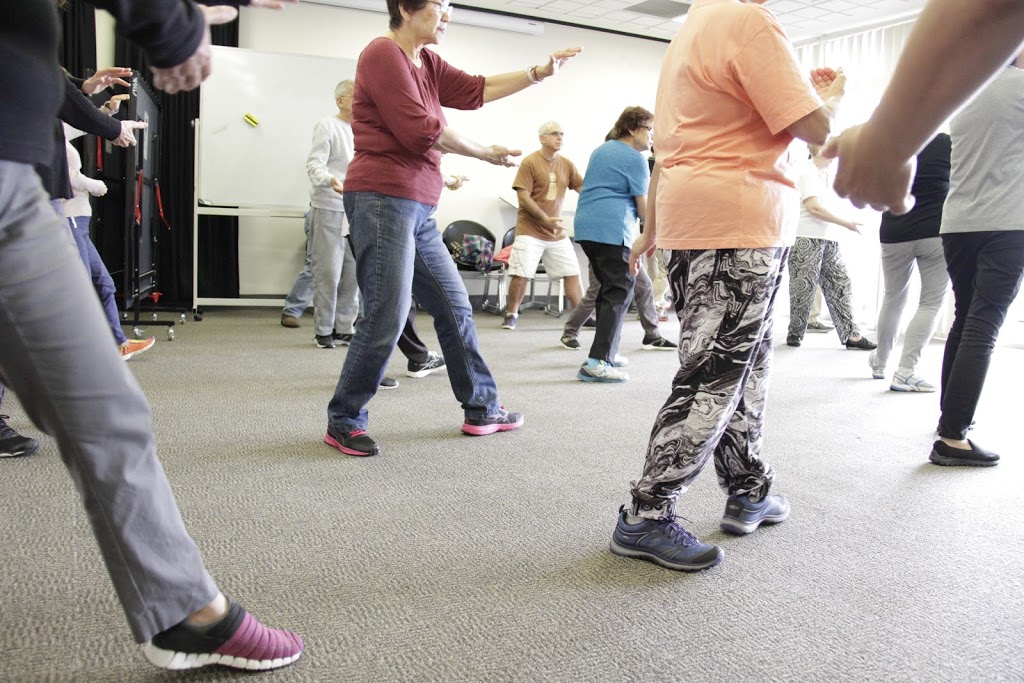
[630, 248, 786, 519]
[787, 236, 860, 343]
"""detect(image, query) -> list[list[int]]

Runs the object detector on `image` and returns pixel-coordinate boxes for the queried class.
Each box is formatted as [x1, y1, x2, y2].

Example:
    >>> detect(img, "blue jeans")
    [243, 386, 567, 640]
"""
[329, 192, 500, 431]
[69, 216, 127, 345]
[282, 211, 313, 318]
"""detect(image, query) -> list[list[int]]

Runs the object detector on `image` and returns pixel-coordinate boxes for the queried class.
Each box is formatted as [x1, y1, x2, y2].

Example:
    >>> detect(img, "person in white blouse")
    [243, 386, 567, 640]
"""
[786, 144, 875, 351]
[64, 115, 156, 361]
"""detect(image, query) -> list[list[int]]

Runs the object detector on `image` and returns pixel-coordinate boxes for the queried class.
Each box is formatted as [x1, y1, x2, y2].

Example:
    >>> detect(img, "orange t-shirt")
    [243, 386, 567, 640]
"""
[653, 0, 822, 250]
[512, 151, 584, 241]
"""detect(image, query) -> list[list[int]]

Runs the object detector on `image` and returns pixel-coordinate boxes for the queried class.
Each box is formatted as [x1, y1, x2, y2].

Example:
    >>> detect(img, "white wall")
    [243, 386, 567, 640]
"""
[235, 3, 666, 294]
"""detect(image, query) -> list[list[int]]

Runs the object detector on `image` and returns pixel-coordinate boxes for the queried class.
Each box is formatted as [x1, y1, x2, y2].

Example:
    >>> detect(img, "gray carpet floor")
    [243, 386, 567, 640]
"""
[2, 307, 1022, 682]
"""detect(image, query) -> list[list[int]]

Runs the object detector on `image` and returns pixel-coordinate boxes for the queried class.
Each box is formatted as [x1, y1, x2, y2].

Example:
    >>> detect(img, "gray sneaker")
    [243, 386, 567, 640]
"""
[721, 494, 790, 535]
[578, 361, 628, 383]
[610, 506, 724, 572]
[890, 371, 936, 393]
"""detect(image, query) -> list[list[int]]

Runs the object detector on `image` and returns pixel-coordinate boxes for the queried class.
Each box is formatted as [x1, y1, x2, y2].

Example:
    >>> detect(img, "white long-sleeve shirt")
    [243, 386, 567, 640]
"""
[63, 138, 105, 219]
[306, 116, 353, 212]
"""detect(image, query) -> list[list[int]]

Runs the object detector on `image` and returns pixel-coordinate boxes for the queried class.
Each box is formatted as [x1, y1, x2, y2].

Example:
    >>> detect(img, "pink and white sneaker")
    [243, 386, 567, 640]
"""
[142, 600, 303, 671]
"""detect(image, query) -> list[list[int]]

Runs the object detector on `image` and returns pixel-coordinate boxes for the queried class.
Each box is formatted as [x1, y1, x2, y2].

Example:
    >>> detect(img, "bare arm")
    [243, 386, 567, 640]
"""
[825, 0, 1024, 212]
[803, 197, 861, 233]
[629, 162, 660, 275]
[515, 188, 564, 232]
[787, 68, 845, 145]
[432, 127, 520, 167]
[482, 47, 582, 103]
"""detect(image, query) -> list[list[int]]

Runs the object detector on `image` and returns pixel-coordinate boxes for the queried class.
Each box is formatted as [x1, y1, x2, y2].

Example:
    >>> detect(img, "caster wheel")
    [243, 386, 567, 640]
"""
[121, 312, 128, 321]
[167, 328, 175, 341]
[151, 313, 158, 322]
[193, 313, 203, 322]
[132, 327, 142, 338]
[180, 313, 187, 324]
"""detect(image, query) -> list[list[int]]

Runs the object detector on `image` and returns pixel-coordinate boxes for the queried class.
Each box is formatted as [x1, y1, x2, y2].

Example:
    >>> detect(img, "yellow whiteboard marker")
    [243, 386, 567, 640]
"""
[243, 113, 259, 127]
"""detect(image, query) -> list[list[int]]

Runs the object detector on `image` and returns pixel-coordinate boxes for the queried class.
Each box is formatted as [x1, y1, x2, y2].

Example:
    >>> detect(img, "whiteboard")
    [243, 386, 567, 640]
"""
[198, 45, 356, 208]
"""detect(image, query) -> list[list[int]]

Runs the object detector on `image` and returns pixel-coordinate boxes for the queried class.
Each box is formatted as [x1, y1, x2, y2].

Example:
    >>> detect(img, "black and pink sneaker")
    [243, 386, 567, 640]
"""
[462, 407, 524, 436]
[142, 600, 303, 671]
[324, 425, 380, 456]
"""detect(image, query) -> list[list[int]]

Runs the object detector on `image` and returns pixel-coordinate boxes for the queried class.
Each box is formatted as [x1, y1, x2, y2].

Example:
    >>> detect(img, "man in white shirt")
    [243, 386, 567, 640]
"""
[308, 79, 360, 349]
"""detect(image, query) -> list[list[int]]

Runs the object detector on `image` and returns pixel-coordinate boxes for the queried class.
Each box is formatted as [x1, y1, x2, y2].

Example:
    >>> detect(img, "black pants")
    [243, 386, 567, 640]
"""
[398, 303, 429, 365]
[939, 231, 1024, 439]
[578, 241, 635, 364]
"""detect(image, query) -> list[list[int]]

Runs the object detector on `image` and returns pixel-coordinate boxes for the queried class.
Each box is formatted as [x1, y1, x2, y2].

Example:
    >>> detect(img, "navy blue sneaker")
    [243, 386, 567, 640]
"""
[720, 494, 790, 535]
[609, 506, 723, 572]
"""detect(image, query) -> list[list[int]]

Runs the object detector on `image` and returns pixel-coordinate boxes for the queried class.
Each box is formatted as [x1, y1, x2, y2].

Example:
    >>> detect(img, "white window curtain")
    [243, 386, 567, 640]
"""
[791, 22, 918, 335]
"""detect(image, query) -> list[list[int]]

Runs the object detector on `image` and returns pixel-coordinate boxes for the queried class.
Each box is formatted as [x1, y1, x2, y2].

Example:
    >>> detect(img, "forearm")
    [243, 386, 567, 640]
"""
[482, 70, 535, 104]
[432, 127, 492, 161]
[86, 0, 205, 68]
[518, 194, 550, 224]
[59, 80, 120, 140]
[809, 205, 855, 229]
[866, 0, 1024, 161]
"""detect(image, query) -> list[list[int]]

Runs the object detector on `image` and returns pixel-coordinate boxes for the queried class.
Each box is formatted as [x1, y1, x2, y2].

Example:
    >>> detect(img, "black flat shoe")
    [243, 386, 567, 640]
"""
[846, 337, 877, 350]
[929, 439, 999, 467]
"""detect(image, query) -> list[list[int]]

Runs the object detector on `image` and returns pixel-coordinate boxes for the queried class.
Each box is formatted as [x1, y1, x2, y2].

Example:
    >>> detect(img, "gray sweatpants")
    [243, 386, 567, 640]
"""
[0, 162, 217, 643]
[874, 237, 949, 374]
[310, 207, 359, 338]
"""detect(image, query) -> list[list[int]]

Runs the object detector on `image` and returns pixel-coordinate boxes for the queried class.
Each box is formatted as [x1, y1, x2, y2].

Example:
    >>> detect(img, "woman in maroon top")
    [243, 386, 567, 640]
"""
[323, 0, 580, 457]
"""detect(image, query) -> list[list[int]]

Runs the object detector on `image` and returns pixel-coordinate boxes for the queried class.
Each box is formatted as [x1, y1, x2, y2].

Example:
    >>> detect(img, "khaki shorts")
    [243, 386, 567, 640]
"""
[506, 234, 581, 279]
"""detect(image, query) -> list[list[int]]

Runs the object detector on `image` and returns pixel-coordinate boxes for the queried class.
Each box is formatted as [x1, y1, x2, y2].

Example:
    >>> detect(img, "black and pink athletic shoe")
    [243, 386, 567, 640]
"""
[142, 600, 303, 671]
[324, 425, 380, 456]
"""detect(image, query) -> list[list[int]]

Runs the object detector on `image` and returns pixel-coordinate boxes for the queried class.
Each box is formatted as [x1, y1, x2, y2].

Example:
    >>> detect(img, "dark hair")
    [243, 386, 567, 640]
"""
[607, 106, 653, 141]
[386, 0, 429, 29]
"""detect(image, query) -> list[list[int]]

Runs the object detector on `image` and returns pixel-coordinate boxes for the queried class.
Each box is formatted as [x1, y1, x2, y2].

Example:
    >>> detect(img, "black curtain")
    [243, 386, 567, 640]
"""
[114, 23, 240, 305]
[59, 1, 96, 78]
[59, 2, 98, 176]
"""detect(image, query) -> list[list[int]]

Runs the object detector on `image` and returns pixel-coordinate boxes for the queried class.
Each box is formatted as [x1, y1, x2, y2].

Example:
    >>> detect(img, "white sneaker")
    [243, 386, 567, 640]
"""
[612, 354, 629, 367]
[890, 371, 936, 393]
[868, 351, 885, 380]
[577, 361, 629, 383]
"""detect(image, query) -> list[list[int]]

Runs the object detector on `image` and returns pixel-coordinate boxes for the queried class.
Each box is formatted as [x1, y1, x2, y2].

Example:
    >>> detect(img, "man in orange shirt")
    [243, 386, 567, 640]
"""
[610, 0, 845, 571]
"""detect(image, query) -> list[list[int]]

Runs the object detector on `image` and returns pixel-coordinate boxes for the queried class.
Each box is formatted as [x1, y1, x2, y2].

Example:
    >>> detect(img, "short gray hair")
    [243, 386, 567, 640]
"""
[334, 79, 354, 99]
[538, 121, 561, 136]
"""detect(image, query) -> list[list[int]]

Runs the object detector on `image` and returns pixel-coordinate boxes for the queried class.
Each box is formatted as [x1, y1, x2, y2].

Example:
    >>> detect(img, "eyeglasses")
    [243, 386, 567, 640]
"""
[543, 131, 564, 137]
[426, 0, 454, 16]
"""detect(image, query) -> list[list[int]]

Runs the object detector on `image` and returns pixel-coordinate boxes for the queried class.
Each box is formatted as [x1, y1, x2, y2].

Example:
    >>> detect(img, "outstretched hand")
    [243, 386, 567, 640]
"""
[822, 124, 916, 215]
[485, 145, 521, 168]
[536, 47, 583, 80]
[82, 67, 132, 95]
[113, 120, 148, 147]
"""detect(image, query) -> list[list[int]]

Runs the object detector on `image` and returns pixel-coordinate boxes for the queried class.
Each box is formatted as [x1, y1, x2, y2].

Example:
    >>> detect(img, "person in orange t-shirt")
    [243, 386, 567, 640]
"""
[610, 0, 845, 572]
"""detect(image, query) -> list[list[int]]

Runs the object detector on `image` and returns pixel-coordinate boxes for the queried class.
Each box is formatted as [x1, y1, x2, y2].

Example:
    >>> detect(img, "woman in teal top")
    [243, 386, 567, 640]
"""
[573, 106, 653, 383]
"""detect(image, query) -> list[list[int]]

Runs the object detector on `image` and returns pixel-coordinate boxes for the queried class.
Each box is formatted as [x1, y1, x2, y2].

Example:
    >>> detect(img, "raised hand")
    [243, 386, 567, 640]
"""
[536, 47, 583, 80]
[82, 67, 132, 95]
[150, 4, 238, 94]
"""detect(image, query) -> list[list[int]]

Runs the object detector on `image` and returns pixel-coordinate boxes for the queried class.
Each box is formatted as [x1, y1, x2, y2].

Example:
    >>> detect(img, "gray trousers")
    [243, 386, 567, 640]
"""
[563, 261, 660, 340]
[0, 162, 217, 643]
[310, 207, 359, 337]
[874, 237, 949, 374]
